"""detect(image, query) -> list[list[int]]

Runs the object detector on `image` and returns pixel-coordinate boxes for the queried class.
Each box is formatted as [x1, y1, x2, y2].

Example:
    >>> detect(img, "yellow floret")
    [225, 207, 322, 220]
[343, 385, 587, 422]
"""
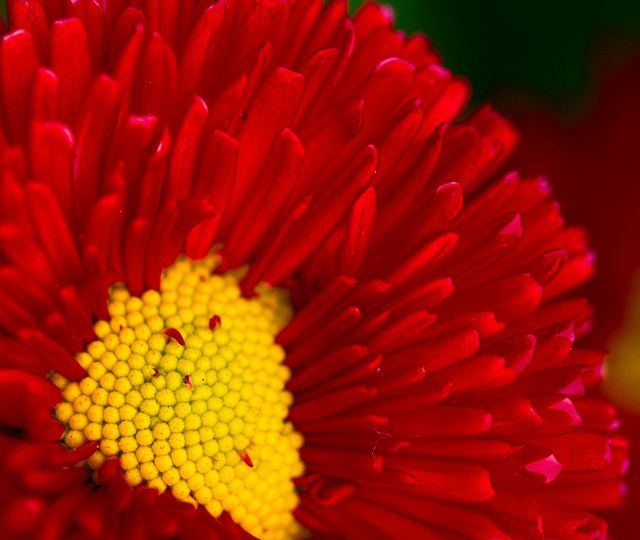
[119, 420, 136, 437]
[156, 388, 176, 406]
[158, 406, 175, 422]
[69, 413, 88, 431]
[121, 452, 138, 471]
[88, 450, 106, 469]
[79, 377, 98, 396]
[162, 467, 181, 486]
[140, 462, 159, 481]
[119, 436, 138, 453]
[135, 429, 154, 446]
[103, 406, 120, 424]
[125, 468, 142, 486]
[100, 439, 119, 456]
[102, 423, 120, 440]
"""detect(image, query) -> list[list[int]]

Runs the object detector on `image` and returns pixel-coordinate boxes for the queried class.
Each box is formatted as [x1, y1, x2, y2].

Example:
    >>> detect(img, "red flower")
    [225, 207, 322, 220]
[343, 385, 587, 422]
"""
[0, 1, 626, 539]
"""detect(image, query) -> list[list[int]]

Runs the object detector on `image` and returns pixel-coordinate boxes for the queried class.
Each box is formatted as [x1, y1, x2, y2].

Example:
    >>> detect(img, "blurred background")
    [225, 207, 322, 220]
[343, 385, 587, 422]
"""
[354, 0, 640, 107]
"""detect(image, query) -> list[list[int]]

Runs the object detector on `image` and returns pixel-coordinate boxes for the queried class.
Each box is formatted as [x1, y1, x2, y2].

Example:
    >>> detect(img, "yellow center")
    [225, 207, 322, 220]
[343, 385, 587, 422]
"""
[52, 255, 304, 540]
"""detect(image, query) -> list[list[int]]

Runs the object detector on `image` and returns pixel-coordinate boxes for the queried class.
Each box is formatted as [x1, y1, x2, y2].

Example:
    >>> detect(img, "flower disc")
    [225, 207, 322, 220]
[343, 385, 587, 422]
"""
[53, 256, 304, 539]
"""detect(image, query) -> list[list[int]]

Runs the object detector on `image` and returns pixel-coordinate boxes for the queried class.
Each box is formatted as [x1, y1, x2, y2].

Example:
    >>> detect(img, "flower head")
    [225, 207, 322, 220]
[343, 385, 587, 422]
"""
[0, 1, 626, 539]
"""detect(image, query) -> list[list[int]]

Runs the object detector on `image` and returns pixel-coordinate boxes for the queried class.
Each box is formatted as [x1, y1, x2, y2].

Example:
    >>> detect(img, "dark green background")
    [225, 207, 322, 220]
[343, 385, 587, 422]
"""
[353, 0, 640, 105]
